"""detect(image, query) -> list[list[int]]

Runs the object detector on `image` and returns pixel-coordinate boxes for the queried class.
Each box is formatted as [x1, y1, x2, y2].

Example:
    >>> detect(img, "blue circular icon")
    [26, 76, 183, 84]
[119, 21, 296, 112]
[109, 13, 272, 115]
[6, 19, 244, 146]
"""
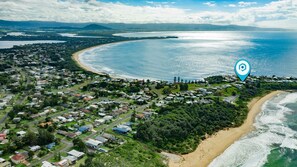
[234, 59, 251, 81]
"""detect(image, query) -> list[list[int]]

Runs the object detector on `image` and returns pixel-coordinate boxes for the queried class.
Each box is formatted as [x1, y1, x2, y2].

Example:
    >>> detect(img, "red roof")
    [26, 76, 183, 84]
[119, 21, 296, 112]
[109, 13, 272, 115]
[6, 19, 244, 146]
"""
[12, 154, 25, 161]
[0, 134, 6, 140]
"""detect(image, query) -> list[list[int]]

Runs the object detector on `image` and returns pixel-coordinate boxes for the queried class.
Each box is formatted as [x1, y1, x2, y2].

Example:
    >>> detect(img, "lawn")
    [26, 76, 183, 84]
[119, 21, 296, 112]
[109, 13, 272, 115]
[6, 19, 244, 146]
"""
[219, 86, 239, 97]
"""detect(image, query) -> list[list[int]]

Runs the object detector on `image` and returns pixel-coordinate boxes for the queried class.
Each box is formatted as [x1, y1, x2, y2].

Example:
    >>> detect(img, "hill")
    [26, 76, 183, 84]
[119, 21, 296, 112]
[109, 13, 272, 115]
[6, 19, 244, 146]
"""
[0, 20, 286, 31]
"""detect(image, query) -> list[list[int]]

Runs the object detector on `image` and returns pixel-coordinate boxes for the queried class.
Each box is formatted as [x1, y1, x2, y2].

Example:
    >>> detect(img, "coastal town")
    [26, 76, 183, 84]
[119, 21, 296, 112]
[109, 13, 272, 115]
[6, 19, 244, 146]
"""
[1, 31, 297, 167]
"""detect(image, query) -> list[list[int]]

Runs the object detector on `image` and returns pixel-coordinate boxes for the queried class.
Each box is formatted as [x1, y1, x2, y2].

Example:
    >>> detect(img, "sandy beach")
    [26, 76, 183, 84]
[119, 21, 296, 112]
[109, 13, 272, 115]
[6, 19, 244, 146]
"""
[72, 40, 143, 78]
[72, 45, 109, 76]
[166, 90, 285, 167]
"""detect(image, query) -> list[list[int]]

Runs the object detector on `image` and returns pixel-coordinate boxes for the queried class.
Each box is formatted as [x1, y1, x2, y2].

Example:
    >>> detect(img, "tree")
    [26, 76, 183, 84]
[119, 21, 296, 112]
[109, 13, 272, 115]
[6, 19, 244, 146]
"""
[28, 151, 34, 159]
[23, 131, 38, 146]
[7, 111, 16, 120]
[73, 138, 87, 152]
[37, 129, 55, 145]
[130, 111, 136, 122]
[179, 83, 188, 91]
[47, 126, 55, 133]
[54, 152, 61, 161]
[162, 87, 171, 95]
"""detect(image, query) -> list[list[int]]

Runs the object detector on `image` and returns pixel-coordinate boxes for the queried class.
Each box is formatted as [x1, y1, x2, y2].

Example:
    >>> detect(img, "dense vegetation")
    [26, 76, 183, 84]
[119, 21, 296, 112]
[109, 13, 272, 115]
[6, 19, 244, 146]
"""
[136, 101, 247, 153]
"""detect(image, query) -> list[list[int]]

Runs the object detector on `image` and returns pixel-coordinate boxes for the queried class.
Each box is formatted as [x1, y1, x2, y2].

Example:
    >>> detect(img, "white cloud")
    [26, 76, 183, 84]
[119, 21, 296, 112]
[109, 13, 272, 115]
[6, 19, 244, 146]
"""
[203, 1, 216, 7]
[228, 4, 237, 8]
[228, 1, 257, 8]
[238, 1, 257, 7]
[0, 0, 296, 29]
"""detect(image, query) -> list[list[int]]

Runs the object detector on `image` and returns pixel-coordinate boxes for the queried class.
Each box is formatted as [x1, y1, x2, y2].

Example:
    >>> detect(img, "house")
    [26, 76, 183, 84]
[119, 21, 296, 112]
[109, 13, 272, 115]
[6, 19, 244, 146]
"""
[117, 125, 132, 131]
[11, 153, 28, 164]
[42, 161, 56, 167]
[103, 116, 113, 122]
[55, 159, 69, 167]
[57, 116, 67, 123]
[112, 127, 129, 134]
[95, 136, 108, 144]
[102, 133, 116, 141]
[39, 122, 52, 128]
[13, 117, 21, 123]
[98, 113, 106, 117]
[29, 145, 41, 152]
[0, 134, 6, 141]
[112, 124, 132, 134]
[94, 119, 105, 126]
[78, 126, 90, 133]
[46, 142, 56, 149]
[57, 130, 77, 139]
[64, 156, 77, 165]
[136, 113, 145, 119]
[85, 139, 102, 149]
[67, 150, 85, 159]
[16, 131, 26, 137]
[0, 158, 11, 167]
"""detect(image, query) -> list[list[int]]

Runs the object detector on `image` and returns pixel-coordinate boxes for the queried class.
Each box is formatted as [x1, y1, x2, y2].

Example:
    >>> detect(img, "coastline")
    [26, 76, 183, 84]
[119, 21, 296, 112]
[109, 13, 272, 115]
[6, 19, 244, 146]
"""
[72, 41, 139, 77]
[72, 43, 115, 76]
[166, 90, 285, 167]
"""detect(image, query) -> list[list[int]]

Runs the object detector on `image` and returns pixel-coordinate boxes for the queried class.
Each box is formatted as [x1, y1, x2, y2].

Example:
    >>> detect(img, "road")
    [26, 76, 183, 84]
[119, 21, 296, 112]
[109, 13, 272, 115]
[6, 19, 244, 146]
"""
[30, 139, 73, 167]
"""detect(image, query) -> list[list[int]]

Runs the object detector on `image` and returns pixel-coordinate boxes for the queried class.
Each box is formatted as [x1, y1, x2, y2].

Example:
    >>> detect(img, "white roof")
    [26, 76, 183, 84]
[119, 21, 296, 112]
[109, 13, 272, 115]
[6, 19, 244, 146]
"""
[86, 138, 102, 146]
[95, 119, 105, 123]
[65, 156, 77, 162]
[29, 145, 41, 151]
[58, 159, 68, 165]
[42, 161, 56, 167]
[103, 116, 113, 120]
[67, 150, 85, 158]
[17, 131, 26, 135]
[0, 158, 5, 163]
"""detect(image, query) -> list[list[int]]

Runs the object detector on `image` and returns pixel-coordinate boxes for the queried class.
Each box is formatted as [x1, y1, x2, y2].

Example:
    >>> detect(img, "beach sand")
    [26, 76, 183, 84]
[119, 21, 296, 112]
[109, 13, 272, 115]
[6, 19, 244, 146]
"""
[72, 45, 108, 76]
[166, 90, 284, 167]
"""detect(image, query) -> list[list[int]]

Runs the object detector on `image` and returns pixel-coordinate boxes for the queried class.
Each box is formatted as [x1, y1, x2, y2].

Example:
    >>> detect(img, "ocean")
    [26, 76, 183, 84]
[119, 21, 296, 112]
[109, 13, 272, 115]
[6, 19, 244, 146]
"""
[209, 92, 297, 167]
[79, 31, 297, 81]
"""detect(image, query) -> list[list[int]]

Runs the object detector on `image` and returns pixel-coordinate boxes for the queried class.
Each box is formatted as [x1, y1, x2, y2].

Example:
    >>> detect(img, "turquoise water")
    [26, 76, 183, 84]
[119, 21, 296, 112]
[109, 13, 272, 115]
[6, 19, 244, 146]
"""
[79, 31, 297, 81]
[209, 92, 297, 167]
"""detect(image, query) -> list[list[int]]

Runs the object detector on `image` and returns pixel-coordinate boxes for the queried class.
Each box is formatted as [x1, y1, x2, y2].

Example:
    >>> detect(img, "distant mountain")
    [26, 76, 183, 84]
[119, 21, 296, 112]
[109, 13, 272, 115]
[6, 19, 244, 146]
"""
[0, 20, 87, 29]
[45, 24, 111, 30]
[0, 20, 286, 31]
[102, 23, 286, 31]
[82, 24, 111, 30]
[0, 20, 110, 30]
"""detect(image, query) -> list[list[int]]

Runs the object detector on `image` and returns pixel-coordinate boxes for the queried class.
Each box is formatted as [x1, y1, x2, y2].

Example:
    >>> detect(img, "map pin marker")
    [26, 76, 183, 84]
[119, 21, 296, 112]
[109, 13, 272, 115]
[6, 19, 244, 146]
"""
[234, 59, 251, 81]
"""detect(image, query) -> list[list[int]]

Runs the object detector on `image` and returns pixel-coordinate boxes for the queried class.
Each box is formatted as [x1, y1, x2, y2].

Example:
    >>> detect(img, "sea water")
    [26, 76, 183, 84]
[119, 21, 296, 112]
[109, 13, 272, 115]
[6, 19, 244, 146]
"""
[209, 92, 297, 167]
[79, 31, 297, 81]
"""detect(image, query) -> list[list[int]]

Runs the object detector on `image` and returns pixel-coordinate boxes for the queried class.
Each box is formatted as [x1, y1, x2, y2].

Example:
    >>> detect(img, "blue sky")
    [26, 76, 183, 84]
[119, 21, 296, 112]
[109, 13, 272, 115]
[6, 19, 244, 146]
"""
[0, 0, 296, 29]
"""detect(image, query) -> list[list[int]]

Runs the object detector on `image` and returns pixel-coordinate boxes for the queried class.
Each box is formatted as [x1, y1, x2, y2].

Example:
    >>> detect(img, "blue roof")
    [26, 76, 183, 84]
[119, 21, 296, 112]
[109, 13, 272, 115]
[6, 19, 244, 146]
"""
[46, 142, 56, 149]
[112, 127, 129, 134]
[124, 122, 133, 126]
[78, 126, 89, 132]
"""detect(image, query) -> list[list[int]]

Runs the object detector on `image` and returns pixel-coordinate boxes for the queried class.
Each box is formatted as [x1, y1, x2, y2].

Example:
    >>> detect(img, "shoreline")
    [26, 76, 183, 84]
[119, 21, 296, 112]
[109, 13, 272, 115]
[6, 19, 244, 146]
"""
[166, 90, 285, 167]
[72, 42, 125, 77]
